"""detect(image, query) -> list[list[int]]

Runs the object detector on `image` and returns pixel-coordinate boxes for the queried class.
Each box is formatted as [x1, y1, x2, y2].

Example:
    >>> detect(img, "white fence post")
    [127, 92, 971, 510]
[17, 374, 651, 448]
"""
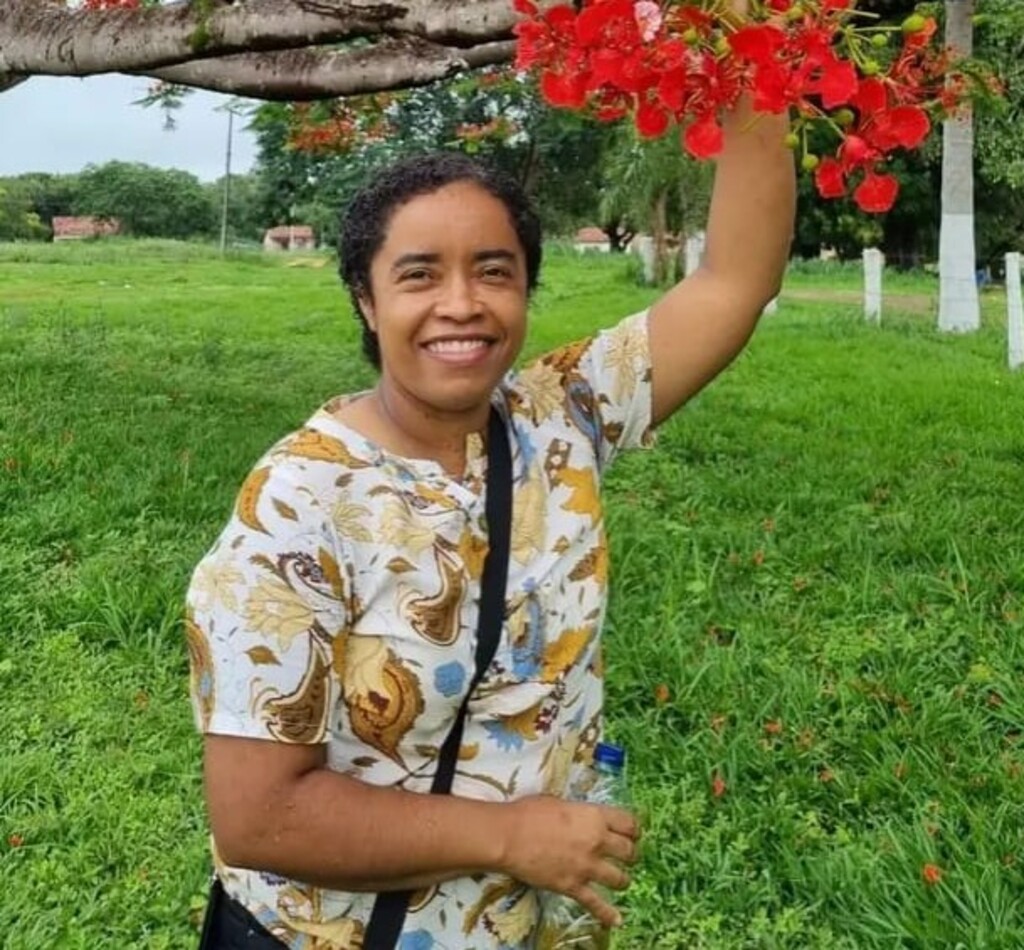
[1008, 252, 1023, 371]
[632, 235, 656, 285]
[863, 247, 884, 323]
[684, 231, 706, 278]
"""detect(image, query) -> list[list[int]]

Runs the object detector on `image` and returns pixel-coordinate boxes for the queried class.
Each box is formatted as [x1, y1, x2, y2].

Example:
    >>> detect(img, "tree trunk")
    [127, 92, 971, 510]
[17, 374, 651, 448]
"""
[651, 189, 669, 285]
[938, 0, 980, 333]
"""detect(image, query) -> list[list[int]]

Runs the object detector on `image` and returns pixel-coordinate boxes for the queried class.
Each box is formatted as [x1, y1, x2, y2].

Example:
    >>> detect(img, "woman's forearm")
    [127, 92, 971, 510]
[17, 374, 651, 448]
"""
[214, 765, 513, 892]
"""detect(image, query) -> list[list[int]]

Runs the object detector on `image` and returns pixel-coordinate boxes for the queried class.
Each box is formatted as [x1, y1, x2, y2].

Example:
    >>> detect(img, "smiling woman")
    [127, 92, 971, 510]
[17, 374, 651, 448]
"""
[345, 177, 532, 468]
[187, 128, 794, 949]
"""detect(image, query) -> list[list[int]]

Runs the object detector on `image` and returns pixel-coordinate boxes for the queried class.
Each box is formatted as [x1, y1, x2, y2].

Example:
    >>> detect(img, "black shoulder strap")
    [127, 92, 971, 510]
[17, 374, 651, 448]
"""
[364, 406, 513, 949]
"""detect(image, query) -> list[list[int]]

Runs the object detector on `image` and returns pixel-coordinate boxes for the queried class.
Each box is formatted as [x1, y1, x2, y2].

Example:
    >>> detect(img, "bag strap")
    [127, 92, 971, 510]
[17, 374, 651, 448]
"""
[364, 406, 513, 949]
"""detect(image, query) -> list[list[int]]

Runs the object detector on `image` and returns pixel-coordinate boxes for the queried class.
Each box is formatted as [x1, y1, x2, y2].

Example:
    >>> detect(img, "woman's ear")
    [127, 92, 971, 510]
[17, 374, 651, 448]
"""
[358, 294, 376, 331]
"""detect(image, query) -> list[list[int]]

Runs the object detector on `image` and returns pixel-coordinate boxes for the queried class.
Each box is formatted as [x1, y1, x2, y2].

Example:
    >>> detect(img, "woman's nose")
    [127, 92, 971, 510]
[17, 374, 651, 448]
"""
[437, 275, 480, 320]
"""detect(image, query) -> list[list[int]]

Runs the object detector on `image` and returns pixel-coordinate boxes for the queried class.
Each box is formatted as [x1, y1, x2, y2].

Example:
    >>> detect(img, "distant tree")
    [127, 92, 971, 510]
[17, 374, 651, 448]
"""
[248, 71, 615, 243]
[0, 182, 48, 241]
[7, 172, 79, 229]
[599, 128, 712, 283]
[204, 172, 264, 244]
[73, 161, 215, 238]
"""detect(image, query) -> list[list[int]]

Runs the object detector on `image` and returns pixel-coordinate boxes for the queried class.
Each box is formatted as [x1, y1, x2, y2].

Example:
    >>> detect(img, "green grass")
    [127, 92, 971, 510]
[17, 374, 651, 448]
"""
[2, 240, 1023, 948]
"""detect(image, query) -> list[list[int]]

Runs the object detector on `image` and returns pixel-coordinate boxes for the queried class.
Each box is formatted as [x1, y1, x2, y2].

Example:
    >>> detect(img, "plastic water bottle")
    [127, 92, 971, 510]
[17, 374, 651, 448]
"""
[534, 742, 629, 950]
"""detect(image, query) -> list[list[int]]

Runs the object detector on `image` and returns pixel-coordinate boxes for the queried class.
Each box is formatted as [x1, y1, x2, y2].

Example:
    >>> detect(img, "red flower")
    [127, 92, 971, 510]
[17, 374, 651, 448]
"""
[819, 59, 859, 109]
[815, 158, 846, 199]
[839, 134, 875, 170]
[508, 0, 981, 213]
[711, 771, 727, 798]
[540, 71, 588, 109]
[853, 173, 899, 213]
[683, 114, 724, 159]
[853, 78, 889, 115]
[879, 106, 931, 150]
[921, 863, 943, 886]
[636, 99, 670, 138]
[729, 25, 786, 64]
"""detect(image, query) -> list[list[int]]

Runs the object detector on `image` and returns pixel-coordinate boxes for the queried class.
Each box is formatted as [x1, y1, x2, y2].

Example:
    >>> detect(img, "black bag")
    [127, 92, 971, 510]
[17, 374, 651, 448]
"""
[197, 878, 287, 949]
[198, 407, 513, 950]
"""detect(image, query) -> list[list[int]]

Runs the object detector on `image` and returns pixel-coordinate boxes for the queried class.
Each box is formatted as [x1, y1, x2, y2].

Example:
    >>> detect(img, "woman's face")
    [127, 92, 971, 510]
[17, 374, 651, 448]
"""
[362, 181, 529, 421]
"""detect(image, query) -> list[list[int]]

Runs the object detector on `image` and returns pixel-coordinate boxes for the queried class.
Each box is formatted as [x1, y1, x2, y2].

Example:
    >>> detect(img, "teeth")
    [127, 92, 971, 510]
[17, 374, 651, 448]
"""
[426, 339, 489, 354]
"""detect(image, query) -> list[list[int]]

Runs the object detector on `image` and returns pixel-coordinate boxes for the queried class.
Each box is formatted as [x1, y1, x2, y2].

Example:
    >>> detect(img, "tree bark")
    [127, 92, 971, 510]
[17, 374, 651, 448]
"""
[937, 0, 980, 333]
[0, 0, 528, 96]
[139, 39, 515, 100]
[651, 189, 669, 285]
[0, 73, 28, 94]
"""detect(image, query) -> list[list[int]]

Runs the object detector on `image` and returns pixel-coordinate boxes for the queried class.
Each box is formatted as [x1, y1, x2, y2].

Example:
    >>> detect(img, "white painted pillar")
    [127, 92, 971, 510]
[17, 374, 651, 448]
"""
[863, 247, 884, 324]
[1008, 252, 1023, 371]
[684, 231, 706, 278]
[632, 235, 656, 285]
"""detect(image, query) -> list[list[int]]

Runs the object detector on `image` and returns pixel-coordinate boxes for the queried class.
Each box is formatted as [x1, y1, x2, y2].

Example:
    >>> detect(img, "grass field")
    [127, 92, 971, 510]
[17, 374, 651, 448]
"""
[2, 240, 1023, 948]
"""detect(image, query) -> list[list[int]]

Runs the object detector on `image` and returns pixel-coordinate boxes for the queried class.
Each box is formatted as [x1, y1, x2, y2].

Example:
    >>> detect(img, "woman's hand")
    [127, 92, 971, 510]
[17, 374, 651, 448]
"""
[498, 794, 641, 928]
[723, 0, 751, 25]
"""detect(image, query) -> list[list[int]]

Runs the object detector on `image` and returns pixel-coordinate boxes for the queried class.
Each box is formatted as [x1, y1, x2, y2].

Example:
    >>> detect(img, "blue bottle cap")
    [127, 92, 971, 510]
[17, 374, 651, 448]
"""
[593, 742, 626, 771]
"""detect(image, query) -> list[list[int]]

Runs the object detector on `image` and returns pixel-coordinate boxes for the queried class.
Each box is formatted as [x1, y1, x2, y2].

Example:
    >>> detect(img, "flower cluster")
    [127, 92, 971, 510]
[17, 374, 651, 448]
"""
[514, 0, 977, 213]
[287, 99, 392, 155]
[455, 116, 522, 145]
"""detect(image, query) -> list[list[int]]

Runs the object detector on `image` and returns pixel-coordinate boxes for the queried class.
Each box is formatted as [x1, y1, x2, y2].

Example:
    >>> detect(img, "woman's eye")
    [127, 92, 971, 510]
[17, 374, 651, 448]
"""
[400, 269, 432, 282]
[481, 267, 512, 280]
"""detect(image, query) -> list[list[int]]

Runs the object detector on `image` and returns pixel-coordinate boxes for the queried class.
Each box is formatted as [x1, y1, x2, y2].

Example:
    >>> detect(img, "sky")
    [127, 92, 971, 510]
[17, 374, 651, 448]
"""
[0, 74, 259, 182]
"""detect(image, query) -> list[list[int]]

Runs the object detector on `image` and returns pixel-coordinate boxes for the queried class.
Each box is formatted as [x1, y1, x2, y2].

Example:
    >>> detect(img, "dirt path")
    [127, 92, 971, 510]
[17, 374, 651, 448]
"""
[783, 288, 936, 314]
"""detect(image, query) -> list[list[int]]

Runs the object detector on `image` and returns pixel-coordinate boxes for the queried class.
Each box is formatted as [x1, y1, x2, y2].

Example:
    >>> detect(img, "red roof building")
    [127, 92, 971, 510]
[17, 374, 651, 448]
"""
[52, 216, 122, 241]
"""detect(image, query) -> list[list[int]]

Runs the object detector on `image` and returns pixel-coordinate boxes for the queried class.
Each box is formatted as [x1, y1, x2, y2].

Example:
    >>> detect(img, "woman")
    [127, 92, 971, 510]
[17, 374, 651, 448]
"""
[187, 93, 794, 948]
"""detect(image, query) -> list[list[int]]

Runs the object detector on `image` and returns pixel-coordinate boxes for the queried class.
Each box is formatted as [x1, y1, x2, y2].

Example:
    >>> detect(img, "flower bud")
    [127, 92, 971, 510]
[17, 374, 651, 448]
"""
[902, 13, 926, 34]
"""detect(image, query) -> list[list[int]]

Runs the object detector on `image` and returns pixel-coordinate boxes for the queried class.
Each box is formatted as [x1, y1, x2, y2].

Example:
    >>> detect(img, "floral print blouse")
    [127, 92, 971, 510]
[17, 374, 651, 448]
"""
[185, 310, 654, 949]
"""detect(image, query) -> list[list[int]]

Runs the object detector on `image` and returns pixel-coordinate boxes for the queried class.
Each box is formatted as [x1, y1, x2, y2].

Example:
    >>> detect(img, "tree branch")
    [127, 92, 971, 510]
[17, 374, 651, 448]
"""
[0, 73, 28, 95]
[0, 0, 523, 77]
[136, 39, 516, 100]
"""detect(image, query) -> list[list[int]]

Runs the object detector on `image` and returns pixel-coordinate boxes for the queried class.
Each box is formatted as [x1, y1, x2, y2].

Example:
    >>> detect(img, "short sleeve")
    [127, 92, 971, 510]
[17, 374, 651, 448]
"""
[517, 310, 654, 472]
[185, 464, 348, 744]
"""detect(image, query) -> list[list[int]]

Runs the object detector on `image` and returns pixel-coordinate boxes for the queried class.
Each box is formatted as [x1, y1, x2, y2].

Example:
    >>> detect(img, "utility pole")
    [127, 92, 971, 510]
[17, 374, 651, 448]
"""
[217, 99, 247, 255]
[219, 108, 234, 254]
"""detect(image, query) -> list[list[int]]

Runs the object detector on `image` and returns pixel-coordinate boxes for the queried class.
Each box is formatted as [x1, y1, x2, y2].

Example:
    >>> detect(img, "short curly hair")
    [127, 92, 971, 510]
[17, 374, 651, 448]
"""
[338, 152, 543, 369]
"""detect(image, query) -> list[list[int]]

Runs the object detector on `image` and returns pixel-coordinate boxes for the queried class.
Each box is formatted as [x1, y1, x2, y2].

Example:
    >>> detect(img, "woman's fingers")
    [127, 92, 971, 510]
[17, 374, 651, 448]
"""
[570, 883, 623, 930]
[604, 828, 639, 866]
[589, 858, 632, 893]
[602, 805, 641, 842]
